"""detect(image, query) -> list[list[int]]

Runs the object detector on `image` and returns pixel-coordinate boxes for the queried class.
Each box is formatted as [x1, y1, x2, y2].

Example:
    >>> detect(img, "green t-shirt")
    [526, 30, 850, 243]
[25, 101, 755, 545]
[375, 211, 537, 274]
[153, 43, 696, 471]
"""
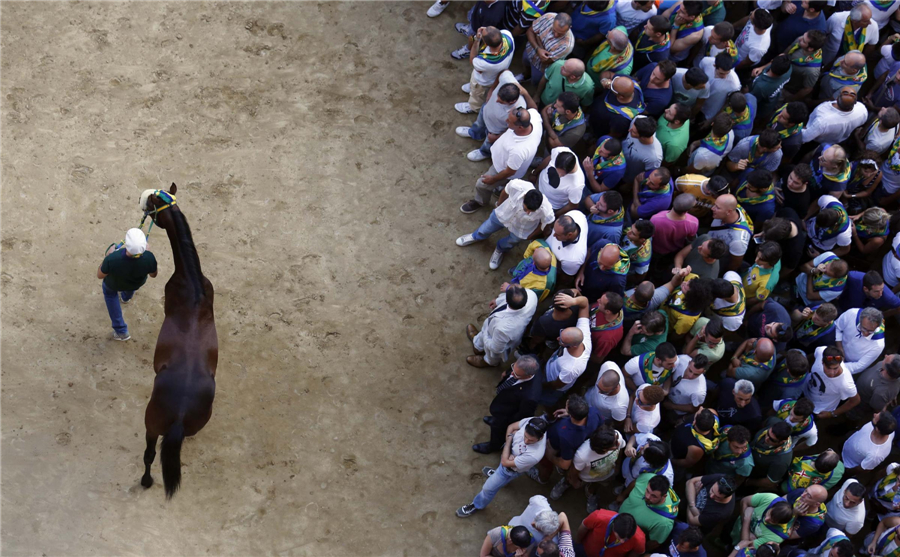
[101, 249, 157, 292]
[706, 443, 755, 477]
[689, 318, 725, 365]
[656, 115, 690, 163]
[734, 363, 774, 387]
[731, 493, 793, 548]
[542, 60, 596, 107]
[630, 310, 669, 356]
[620, 473, 675, 543]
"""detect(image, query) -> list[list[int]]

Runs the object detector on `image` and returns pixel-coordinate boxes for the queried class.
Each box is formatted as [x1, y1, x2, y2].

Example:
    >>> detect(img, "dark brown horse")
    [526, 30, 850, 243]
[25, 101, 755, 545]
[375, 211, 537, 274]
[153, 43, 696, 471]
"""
[138, 183, 218, 498]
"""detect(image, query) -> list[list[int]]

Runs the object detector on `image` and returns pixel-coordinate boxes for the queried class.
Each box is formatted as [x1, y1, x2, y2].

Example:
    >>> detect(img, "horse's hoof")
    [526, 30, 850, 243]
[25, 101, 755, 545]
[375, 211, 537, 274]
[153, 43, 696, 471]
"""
[141, 475, 153, 488]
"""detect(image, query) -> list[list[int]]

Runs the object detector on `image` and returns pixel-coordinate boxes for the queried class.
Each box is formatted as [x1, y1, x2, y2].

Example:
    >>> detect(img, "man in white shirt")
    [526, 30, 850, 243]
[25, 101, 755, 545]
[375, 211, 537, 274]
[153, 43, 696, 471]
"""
[457, 180, 555, 270]
[616, 0, 657, 31]
[734, 9, 773, 69]
[547, 210, 589, 278]
[694, 22, 735, 68]
[708, 194, 750, 272]
[801, 87, 869, 144]
[822, 5, 879, 68]
[457, 27, 515, 114]
[804, 346, 861, 419]
[663, 353, 708, 416]
[508, 496, 560, 543]
[626, 383, 665, 434]
[536, 147, 585, 215]
[686, 113, 735, 176]
[699, 52, 741, 121]
[806, 194, 852, 255]
[842, 411, 897, 470]
[586, 362, 630, 423]
[624, 342, 679, 391]
[467, 284, 538, 368]
[540, 292, 592, 405]
[884, 233, 900, 289]
[457, 71, 526, 162]
[461, 107, 543, 214]
[835, 307, 886, 375]
[825, 479, 867, 535]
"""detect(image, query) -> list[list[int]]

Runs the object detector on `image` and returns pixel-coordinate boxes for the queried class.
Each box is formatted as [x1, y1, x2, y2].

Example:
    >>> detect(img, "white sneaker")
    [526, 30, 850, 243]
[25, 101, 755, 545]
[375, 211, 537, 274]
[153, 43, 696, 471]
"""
[455, 102, 475, 114]
[489, 248, 505, 270]
[467, 149, 489, 162]
[456, 22, 473, 35]
[456, 233, 477, 247]
[451, 45, 470, 60]
[461, 83, 471, 94]
[514, 73, 526, 82]
[456, 126, 473, 138]
[427, 0, 449, 17]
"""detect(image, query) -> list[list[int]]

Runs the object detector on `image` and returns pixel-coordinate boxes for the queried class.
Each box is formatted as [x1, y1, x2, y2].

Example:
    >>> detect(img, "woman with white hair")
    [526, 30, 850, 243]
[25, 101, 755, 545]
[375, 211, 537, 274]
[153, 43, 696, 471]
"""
[509, 497, 561, 546]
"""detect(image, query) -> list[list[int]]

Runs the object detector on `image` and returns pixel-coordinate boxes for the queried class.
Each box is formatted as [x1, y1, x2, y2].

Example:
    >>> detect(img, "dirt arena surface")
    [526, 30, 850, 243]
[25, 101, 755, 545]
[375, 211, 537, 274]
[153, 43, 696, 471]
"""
[1, 2, 585, 554]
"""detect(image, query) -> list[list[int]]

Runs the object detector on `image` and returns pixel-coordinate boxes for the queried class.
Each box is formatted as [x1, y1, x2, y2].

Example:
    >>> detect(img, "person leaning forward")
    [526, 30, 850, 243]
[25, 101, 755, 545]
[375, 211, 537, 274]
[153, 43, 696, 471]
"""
[97, 228, 158, 341]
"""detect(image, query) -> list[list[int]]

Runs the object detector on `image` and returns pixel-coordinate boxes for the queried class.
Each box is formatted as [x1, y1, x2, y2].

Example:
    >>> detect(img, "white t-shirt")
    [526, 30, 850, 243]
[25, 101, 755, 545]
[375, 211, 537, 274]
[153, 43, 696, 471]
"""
[699, 57, 741, 120]
[801, 101, 869, 145]
[547, 209, 589, 276]
[483, 71, 527, 135]
[495, 179, 557, 239]
[511, 417, 547, 472]
[538, 147, 586, 210]
[616, 0, 656, 31]
[884, 234, 900, 288]
[806, 195, 852, 250]
[867, 0, 900, 28]
[825, 480, 866, 535]
[544, 317, 592, 390]
[689, 131, 735, 173]
[734, 23, 771, 65]
[824, 11, 880, 66]
[623, 432, 675, 485]
[673, 68, 711, 106]
[574, 430, 626, 482]
[866, 121, 898, 155]
[509, 495, 556, 543]
[877, 43, 900, 78]
[842, 422, 895, 470]
[795, 251, 844, 308]
[472, 29, 516, 86]
[668, 355, 707, 414]
[631, 384, 661, 433]
[834, 308, 886, 375]
[711, 271, 746, 332]
[773, 399, 820, 447]
[490, 108, 544, 180]
[804, 346, 858, 413]
[586, 362, 630, 422]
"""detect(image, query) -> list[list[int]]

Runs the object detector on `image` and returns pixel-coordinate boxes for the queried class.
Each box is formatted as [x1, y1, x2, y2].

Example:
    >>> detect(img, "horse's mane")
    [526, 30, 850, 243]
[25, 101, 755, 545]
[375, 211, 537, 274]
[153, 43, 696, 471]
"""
[168, 208, 207, 303]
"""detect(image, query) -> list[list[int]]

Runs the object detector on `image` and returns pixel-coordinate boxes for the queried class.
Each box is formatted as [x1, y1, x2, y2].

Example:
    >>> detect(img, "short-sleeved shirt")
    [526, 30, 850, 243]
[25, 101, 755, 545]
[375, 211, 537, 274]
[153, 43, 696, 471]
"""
[675, 174, 717, 217]
[706, 441, 755, 478]
[586, 362, 630, 422]
[694, 474, 737, 533]
[101, 249, 158, 292]
[539, 147, 585, 210]
[668, 355, 707, 414]
[483, 71, 527, 135]
[490, 112, 544, 180]
[548, 407, 602, 460]
[672, 68, 710, 106]
[804, 346, 858, 413]
[743, 263, 781, 303]
[620, 473, 676, 543]
[544, 317, 592, 391]
[738, 493, 792, 548]
[668, 521, 708, 557]
[806, 195, 852, 250]
[574, 430, 626, 482]
[856, 360, 900, 414]
[512, 417, 548, 472]
[650, 211, 699, 255]
[751, 433, 794, 484]
[657, 115, 690, 163]
[629, 310, 669, 356]
[581, 510, 646, 557]
[689, 318, 726, 365]
[525, 13, 575, 71]
[634, 63, 674, 118]
[683, 235, 720, 280]
[635, 171, 674, 219]
[542, 59, 596, 107]
[839, 270, 900, 313]
[495, 180, 556, 239]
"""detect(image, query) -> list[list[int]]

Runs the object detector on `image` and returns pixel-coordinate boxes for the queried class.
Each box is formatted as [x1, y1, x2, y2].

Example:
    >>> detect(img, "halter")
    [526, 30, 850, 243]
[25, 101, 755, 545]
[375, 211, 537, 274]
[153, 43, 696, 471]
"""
[138, 189, 177, 238]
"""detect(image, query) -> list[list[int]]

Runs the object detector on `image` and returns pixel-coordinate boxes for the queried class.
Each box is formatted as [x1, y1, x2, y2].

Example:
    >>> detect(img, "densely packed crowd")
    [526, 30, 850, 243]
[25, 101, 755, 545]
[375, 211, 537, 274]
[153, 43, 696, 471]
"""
[426, 0, 900, 556]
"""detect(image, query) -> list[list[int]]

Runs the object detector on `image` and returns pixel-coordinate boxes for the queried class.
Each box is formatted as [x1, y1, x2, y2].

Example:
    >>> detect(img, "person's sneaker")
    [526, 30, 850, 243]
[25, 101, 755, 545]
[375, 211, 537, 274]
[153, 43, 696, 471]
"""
[489, 247, 505, 270]
[456, 22, 473, 35]
[607, 501, 621, 512]
[514, 73, 526, 82]
[456, 503, 478, 518]
[482, 466, 495, 478]
[427, 0, 449, 17]
[460, 200, 483, 214]
[455, 102, 475, 114]
[467, 149, 489, 162]
[461, 83, 472, 94]
[451, 45, 471, 60]
[550, 477, 570, 499]
[456, 126, 473, 138]
[112, 331, 132, 341]
[526, 467, 547, 485]
[456, 233, 478, 247]
[586, 492, 599, 513]
[120, 295, 132, 305]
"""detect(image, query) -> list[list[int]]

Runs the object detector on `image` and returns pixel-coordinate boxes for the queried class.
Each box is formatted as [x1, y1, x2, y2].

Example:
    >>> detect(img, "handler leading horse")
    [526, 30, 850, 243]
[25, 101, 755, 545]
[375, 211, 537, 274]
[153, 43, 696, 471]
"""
[138, 184, 218, 498]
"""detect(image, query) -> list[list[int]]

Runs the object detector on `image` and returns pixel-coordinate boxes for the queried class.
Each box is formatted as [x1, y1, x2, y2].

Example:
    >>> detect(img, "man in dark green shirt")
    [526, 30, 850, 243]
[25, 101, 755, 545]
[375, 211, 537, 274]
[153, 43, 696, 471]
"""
[97, 228, 158, 341]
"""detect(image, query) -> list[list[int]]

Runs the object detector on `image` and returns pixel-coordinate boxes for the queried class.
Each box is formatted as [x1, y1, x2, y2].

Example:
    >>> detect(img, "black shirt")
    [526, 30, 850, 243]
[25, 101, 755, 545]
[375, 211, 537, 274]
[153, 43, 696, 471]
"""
[716, 378, 763, 432]
[530, 307, 578, 340]
[774, 207, 807, 270]
[100, 249, 158, 292]
[671, 422, 702, 460]
[471, 0, 506, 31]
[695, 474, 736, 533]
[779, 178, 812, 218]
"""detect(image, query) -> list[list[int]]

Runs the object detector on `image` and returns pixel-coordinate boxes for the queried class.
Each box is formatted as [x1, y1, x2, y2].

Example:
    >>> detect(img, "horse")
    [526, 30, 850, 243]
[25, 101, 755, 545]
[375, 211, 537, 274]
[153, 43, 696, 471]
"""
[138, 183, 218, 498]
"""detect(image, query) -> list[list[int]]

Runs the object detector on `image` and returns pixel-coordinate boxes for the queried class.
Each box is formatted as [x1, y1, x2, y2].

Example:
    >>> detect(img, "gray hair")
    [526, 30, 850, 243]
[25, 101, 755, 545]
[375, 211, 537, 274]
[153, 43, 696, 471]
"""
[734, 379, 755, 396]
[861, 307, 885, 328]
[608, 29, 629, 51]
[515, 355, 541, 377]
[534, 509, 561, 536]
[554, 12, 572, 28]
[850, 4, 870, 22]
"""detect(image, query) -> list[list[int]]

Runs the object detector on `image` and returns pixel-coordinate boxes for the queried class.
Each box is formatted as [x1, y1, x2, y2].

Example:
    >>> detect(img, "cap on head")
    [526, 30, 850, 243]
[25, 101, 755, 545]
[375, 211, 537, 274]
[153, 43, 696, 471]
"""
[124, 228, 147, 255]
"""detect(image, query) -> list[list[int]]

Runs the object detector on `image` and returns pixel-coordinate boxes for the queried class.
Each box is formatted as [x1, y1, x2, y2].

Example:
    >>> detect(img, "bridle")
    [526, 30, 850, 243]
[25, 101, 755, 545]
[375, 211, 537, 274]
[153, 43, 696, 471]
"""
[139, 189, 177, 237]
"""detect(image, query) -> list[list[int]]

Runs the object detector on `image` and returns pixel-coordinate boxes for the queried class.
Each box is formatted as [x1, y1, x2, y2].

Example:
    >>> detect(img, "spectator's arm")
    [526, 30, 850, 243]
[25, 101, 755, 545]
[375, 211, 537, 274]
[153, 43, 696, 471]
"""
[674, 243, 693, 270]
[480, 535, 494, 557]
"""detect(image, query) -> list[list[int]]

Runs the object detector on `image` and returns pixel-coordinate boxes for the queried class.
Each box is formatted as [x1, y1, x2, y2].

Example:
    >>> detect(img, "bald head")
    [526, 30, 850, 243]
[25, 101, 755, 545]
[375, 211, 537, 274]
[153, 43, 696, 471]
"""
[561, 325, 584, 348]
[563, 58, 585, 79]
[756, 338, 775, 361]
[806, 484, 828, 503]
[599, 244, 621, 270]
[611, 76, 635, 99]
[608, 29, 629, 51]
[719, 194, 737, 211]
[533, 247, 553, 271]
[600, 369, 620, 387]
[843, 51, 865, 72]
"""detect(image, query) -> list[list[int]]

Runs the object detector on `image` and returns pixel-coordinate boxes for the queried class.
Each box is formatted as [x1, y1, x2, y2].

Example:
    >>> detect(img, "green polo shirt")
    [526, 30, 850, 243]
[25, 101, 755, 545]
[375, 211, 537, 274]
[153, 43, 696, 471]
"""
[689, 318, 725, 365]
[542, 60, 596, 107]
[731, 493, 793, 548]
[620, 473, 675, 543]
[656, 115, 690, 163]
[629, 310, 669, 356]
[706, 443, 754, 477]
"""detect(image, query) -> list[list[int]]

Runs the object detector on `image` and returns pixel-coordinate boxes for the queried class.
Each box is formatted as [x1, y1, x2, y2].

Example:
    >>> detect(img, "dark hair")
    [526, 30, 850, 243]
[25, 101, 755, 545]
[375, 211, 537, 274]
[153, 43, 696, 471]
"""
[654, 167, 672, 184]
[634, 281, 656, 304]
[864, 271, 886, 290]
[712, 278, 735, 299]
[714, 51, 734, 72]
[671, 102, 691, 124]
[613, 513, 638, 539]
[806, 0, 827, 13]
[815, 450, 840, 473]
[601, 136, 622, 156]
[847, 481, 867, 498]
[773, 323, 792, 343]
[634, 116, 658, 138]
[786, 351, 810, 377]
[648, 474, 671, 494]
[684, 278, 715, 312]
[657, 59, 677, 80]
[692, 353, 710, 370]
[762, 217, 792, 241]
[555, 151, 577, 173]
[506, 284, 528, 310]
[824, 345, 843, 361]
[642, 440, 670, 467]
[785, 102, 809, 125]
[539, 540, 560, 557]
[758, 241, 782, 266]
[523, 190, 544, 211]
[728, 93, 747, 113]
[712, 21, 734, 41]
[711, 112, 733, 137]
[877, 412, 898, 436]
[816, 208, 840, 230]
[727, 425, 751, 444]
[770, 421, 792, 441]
[893, 41, 900, 62]
[716, 475, 737, 497]
[681, 1, 704, 17]
[633, 219, 654, 239]
[656, 342, 677, 360]
[483, 27, 502, 47]
[525, 417, 549, 438]
[567, 394, 590, 421]
[758, 129, 781, 150]
[642, 311, 666, 334]
[647, 14, 671, 35]
[757, 544, 780, 557]
[807, 29, 827, 51]
[834, 540, 854, 557]
[886, 356, 900, 379]
[684, 67, 709, 87]
[752, 8, 774, 30]
[603, 191, 624, 213]
[509, 525, 533, 548]
[704, 315, 724, 339]
[695, 408, 716, 432]
[558, 91, 580, 113]
[497, 83, 520, 103]
[553, 288, 578, 311]
[793, 397, 815, 417]
[678, 526, 704, 549]
[707, 175, 730, 196]
[769, 501, 794, 524]
[604, 292, 624, 314]
[747, 168, 773, 191]
[706, 237, 728, 260]
[590, 427, 619, 453]
[770, 54, 791, 76]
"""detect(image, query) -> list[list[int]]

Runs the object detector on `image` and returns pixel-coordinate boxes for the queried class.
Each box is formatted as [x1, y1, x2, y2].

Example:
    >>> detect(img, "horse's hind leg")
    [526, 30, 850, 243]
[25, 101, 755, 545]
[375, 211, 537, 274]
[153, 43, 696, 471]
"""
[141, 432, 158, 488]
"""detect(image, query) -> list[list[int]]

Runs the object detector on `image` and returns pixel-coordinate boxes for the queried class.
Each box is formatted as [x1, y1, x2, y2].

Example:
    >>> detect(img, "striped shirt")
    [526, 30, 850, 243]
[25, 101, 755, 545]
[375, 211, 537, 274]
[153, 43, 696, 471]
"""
[559, 530, 576, 557]
[525, 13, 575, 71]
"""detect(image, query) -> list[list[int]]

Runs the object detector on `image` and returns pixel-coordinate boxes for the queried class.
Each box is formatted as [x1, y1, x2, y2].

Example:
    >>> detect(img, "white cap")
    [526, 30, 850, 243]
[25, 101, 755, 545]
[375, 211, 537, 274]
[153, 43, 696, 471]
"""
[124, 228, 147, 255]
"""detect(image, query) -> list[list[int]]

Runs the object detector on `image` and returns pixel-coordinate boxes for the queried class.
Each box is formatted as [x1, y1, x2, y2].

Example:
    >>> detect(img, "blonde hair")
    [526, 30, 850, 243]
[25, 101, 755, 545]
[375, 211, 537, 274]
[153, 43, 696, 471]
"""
[861, 207, 890, 230]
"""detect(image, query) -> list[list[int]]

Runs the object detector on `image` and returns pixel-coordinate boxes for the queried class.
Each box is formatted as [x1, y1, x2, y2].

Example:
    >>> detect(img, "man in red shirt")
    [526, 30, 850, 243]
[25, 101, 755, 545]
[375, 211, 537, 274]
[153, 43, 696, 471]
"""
[576, 511, 645, 557]
[590, 292, 625, 364]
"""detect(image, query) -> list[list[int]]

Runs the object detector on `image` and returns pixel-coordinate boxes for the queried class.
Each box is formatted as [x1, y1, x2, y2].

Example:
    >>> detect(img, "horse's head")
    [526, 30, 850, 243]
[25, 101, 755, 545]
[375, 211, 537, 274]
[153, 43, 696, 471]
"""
[140, 183, 178, 226]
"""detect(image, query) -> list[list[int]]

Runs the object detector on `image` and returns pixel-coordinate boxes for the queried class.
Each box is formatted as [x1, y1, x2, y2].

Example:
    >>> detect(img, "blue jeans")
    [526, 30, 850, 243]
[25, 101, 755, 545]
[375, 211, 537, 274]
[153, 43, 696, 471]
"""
[102, 282, 134, 335]
[473, 464, 520, 509]
[472, 211, 524, 252]
[468, 107, 493, 156]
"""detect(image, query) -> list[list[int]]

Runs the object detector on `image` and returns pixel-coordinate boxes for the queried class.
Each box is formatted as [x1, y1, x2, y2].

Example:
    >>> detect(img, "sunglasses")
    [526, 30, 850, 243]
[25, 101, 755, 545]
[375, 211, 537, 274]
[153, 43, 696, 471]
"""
[824, 355, 843, 363]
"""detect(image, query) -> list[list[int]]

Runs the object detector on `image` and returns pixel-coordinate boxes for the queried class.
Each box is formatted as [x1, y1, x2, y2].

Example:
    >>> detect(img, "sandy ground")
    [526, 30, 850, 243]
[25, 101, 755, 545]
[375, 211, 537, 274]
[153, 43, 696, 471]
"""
[1, 2, 583, 555]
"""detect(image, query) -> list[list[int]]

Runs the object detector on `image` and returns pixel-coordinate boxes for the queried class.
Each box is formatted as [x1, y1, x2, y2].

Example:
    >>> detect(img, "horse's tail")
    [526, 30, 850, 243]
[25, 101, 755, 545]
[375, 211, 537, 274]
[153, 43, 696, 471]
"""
[161, 420, 184, 499]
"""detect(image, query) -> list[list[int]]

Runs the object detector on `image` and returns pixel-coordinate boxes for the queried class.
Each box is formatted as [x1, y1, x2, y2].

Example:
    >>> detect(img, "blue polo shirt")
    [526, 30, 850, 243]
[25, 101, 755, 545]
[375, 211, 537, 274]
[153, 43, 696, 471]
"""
[668, 522, 708, 557]
[838, 271, 900, 313]
[772, 5, 827, 54]
[571, 2, 616, 41]
[786, 488, 826, 538]
[635, 63, 674, 119]
[636, 168, 674, 219]
[548, 407, 603, 460]
[582, 243, 628, 301]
